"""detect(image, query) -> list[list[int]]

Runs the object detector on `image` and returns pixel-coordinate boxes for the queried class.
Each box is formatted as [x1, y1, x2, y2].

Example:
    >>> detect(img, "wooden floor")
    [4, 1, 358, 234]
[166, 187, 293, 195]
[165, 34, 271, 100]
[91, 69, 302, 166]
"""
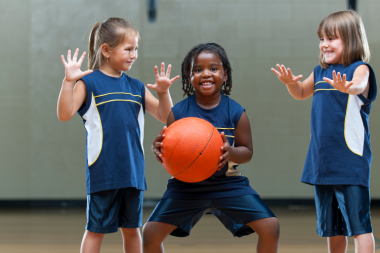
[1, 206, 380, 252]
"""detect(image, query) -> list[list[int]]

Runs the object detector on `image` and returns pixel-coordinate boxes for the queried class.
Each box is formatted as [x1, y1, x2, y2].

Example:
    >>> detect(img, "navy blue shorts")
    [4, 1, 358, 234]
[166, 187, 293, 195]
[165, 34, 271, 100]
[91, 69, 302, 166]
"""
[86, 187, 143, 234]
[314, 185, 372, 237]
[147, 194, 276, 237]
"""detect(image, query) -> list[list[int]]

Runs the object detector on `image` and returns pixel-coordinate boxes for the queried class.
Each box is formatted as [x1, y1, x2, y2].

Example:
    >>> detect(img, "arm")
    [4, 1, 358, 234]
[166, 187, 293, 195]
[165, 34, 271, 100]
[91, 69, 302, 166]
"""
[271, 64, 314, 100]
[145, 63, 179, 123]
[57, 49, 93, 121]
[323, 65, 370, 98]
[219, 111, 253, 169]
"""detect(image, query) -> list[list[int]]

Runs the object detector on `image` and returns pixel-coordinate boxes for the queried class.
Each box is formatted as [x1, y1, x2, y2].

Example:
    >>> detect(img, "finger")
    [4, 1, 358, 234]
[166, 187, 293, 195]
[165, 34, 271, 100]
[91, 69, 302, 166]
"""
[323, 77, 333, 85]
[332, 70, 337, 83]
[345, 81, 354, 88]
[78, 51, 87, 65]
[67, 50, 72, 63]
[154, 66, 159, 80]
[81, 70, 93, 77]
[61, 55, 67, 66]
[161, 62, 165, 77]
[170, 75, 180, 83]
[276, 64, 282, 73]
[221, 132, 228, 143]
[286, 68, 292, 76]
[342, 73, 346, 84]
[73, 48, 79, 62]
[218, 160, 227, 170]
[271, 68, 281, 77]
[166, 64, 172, 78]
[146, 83, 157, 90]
[337, 72, 342, 83]
[294, 75, 303, 82]
[281, 65, 287, 75]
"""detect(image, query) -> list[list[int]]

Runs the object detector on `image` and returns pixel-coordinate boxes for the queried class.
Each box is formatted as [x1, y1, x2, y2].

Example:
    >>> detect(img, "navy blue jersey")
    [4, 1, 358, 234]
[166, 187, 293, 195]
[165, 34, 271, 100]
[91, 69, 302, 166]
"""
[162, 94, 257, 199]
[78, 70, 146, 194]
[302, 61, 377, 187]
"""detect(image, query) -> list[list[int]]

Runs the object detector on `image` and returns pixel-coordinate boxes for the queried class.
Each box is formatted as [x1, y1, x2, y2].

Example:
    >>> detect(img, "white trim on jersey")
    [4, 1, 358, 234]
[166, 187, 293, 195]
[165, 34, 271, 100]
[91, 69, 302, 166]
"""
[83, 94, 103, 165]
[344, 94, 365, 156]
[138, 106, 145, 155]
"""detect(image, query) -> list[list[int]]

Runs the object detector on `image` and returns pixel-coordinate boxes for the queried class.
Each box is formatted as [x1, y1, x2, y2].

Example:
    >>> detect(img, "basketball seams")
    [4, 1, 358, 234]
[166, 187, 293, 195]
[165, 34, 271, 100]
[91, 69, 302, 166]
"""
[168, 122, 206, 174]
[172, 126, 215, 177]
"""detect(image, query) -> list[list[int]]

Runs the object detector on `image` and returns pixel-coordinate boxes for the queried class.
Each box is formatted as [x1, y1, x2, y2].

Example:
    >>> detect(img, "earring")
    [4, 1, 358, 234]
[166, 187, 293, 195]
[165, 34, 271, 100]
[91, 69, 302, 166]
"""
[107, 57, 109, 62]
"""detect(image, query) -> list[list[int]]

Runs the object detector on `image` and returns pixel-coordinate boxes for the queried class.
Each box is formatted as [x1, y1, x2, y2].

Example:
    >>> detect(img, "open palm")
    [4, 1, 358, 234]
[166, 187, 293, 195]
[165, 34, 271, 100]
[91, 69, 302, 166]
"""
[271, 64, 303, 85]
[61, 48, 93, 82]
[147, 62, 179, 93]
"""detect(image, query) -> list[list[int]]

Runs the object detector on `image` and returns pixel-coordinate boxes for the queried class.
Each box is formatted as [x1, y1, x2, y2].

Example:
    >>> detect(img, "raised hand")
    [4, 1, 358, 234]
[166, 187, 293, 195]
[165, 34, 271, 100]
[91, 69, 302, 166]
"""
[152, 126, 167, 163]
[271, 64, 303, 85]
[323, 70, 354, 93]
[146, 62, 179, 93]
[218, 132, 232, 170]
[61, 48, 93, 82]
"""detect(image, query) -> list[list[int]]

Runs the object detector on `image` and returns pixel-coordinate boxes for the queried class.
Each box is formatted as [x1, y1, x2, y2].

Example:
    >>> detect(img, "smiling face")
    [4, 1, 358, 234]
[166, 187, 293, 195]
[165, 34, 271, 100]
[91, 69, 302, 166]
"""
[319, 32, 344, 65]
[108, 32, 139, 72]
[190, 51, 227, 98]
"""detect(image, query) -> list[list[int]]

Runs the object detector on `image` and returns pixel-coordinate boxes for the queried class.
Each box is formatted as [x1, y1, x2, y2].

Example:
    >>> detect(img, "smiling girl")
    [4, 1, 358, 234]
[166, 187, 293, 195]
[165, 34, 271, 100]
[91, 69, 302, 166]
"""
[57, 17, 179, 253]
[271, 10, 377, 253]
[143, 43, 279, 253]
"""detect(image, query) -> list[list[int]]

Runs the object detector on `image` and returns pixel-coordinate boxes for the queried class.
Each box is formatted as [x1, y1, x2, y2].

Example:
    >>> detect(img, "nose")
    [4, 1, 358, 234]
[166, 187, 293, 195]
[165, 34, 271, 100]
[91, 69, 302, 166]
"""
[321, 39, 328, 48]
[202, 69, 211, 77]
[130, 50, 137, 59]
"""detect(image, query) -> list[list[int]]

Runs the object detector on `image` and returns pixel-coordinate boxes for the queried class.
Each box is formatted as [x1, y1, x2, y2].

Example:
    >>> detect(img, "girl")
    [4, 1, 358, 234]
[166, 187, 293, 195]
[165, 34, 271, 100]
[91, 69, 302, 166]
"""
[271, 10, 377, 253]
[143, 43, 280, 253]
[57, 18, 179, 253]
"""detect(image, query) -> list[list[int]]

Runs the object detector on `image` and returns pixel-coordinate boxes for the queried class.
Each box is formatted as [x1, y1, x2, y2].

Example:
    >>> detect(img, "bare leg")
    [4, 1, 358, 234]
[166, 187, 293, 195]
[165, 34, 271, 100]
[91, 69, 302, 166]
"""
[353, 233, 374, 253]
[80, 230, 105, 253]
[142, 221, 177, 253]
[327, 236, 347, 253]
[246, 217, 280, 253]
[121, 228, 142, 253]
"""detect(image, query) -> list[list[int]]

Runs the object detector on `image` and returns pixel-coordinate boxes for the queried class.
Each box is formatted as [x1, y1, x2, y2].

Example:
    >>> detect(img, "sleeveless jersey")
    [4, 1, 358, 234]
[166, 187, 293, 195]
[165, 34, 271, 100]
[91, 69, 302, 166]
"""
[301, 61, 377, 187]
[78, 70, 146, 194]
[162, 94, 257, 199]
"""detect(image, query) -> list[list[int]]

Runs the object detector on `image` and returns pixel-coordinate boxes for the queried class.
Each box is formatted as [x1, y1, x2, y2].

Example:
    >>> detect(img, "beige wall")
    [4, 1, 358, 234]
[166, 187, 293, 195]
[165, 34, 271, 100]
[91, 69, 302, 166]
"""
[1, 0, 380, 200]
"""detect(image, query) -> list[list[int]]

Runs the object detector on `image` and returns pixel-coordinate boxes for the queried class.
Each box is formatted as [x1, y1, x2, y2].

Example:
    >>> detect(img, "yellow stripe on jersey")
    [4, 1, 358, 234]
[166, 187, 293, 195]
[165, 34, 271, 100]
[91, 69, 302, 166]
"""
[315, 88, 338, 92]
[96, 99, 142, 106]
[94, 92, 142, 98]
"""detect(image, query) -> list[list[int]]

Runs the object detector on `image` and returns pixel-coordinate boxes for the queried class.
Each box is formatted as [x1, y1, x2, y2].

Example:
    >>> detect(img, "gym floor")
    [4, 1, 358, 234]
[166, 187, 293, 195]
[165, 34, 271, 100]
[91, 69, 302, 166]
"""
[1, 206, 379, 252]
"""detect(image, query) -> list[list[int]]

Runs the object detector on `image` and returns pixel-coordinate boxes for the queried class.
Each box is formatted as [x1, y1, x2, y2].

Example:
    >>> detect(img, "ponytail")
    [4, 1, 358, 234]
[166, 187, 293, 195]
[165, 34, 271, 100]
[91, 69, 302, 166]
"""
[88, 22, 101, 70]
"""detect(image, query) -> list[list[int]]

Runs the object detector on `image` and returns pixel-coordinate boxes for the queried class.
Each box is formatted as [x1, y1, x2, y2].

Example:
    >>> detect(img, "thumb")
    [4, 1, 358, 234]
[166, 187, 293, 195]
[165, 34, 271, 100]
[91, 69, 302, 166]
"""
[294, 75, 303, 82]
[146, 84, 156, 90]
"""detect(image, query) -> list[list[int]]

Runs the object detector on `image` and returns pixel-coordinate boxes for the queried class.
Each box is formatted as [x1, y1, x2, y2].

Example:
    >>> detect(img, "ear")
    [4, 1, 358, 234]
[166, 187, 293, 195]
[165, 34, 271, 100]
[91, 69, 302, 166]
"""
[223, 70, 227, 82]
[101, 43, 111, 58]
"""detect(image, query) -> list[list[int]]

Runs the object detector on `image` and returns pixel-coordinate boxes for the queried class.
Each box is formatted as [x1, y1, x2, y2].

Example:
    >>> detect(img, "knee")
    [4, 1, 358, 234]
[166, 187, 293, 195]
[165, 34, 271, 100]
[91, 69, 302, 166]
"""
[251, 217, 280, 239]
[121, 227, 140, 237]
[142, 223, 156, 245]
[85, 230, 105, 240]
[267, 217, 280, 237]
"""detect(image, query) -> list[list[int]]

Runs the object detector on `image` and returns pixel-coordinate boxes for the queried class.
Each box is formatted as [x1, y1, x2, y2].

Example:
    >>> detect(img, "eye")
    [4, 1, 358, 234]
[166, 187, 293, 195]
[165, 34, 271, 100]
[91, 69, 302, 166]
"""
[194, 68, 202, 73]
[211, 67, 217, 71]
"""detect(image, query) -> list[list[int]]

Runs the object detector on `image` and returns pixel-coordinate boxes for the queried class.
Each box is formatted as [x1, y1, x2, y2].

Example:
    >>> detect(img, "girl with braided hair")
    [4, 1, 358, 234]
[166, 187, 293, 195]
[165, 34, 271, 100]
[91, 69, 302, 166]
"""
[143, 43, 279, 253]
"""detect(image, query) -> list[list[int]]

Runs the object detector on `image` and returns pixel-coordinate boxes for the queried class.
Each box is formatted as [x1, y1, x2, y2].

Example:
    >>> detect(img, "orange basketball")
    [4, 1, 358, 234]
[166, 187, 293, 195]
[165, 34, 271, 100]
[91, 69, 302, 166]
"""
[161, 117, 223, 183]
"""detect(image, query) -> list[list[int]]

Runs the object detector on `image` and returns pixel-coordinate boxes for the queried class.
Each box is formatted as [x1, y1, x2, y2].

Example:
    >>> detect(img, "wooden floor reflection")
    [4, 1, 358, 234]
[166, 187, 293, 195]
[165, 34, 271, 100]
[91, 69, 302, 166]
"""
[1, 206, 379, 252]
